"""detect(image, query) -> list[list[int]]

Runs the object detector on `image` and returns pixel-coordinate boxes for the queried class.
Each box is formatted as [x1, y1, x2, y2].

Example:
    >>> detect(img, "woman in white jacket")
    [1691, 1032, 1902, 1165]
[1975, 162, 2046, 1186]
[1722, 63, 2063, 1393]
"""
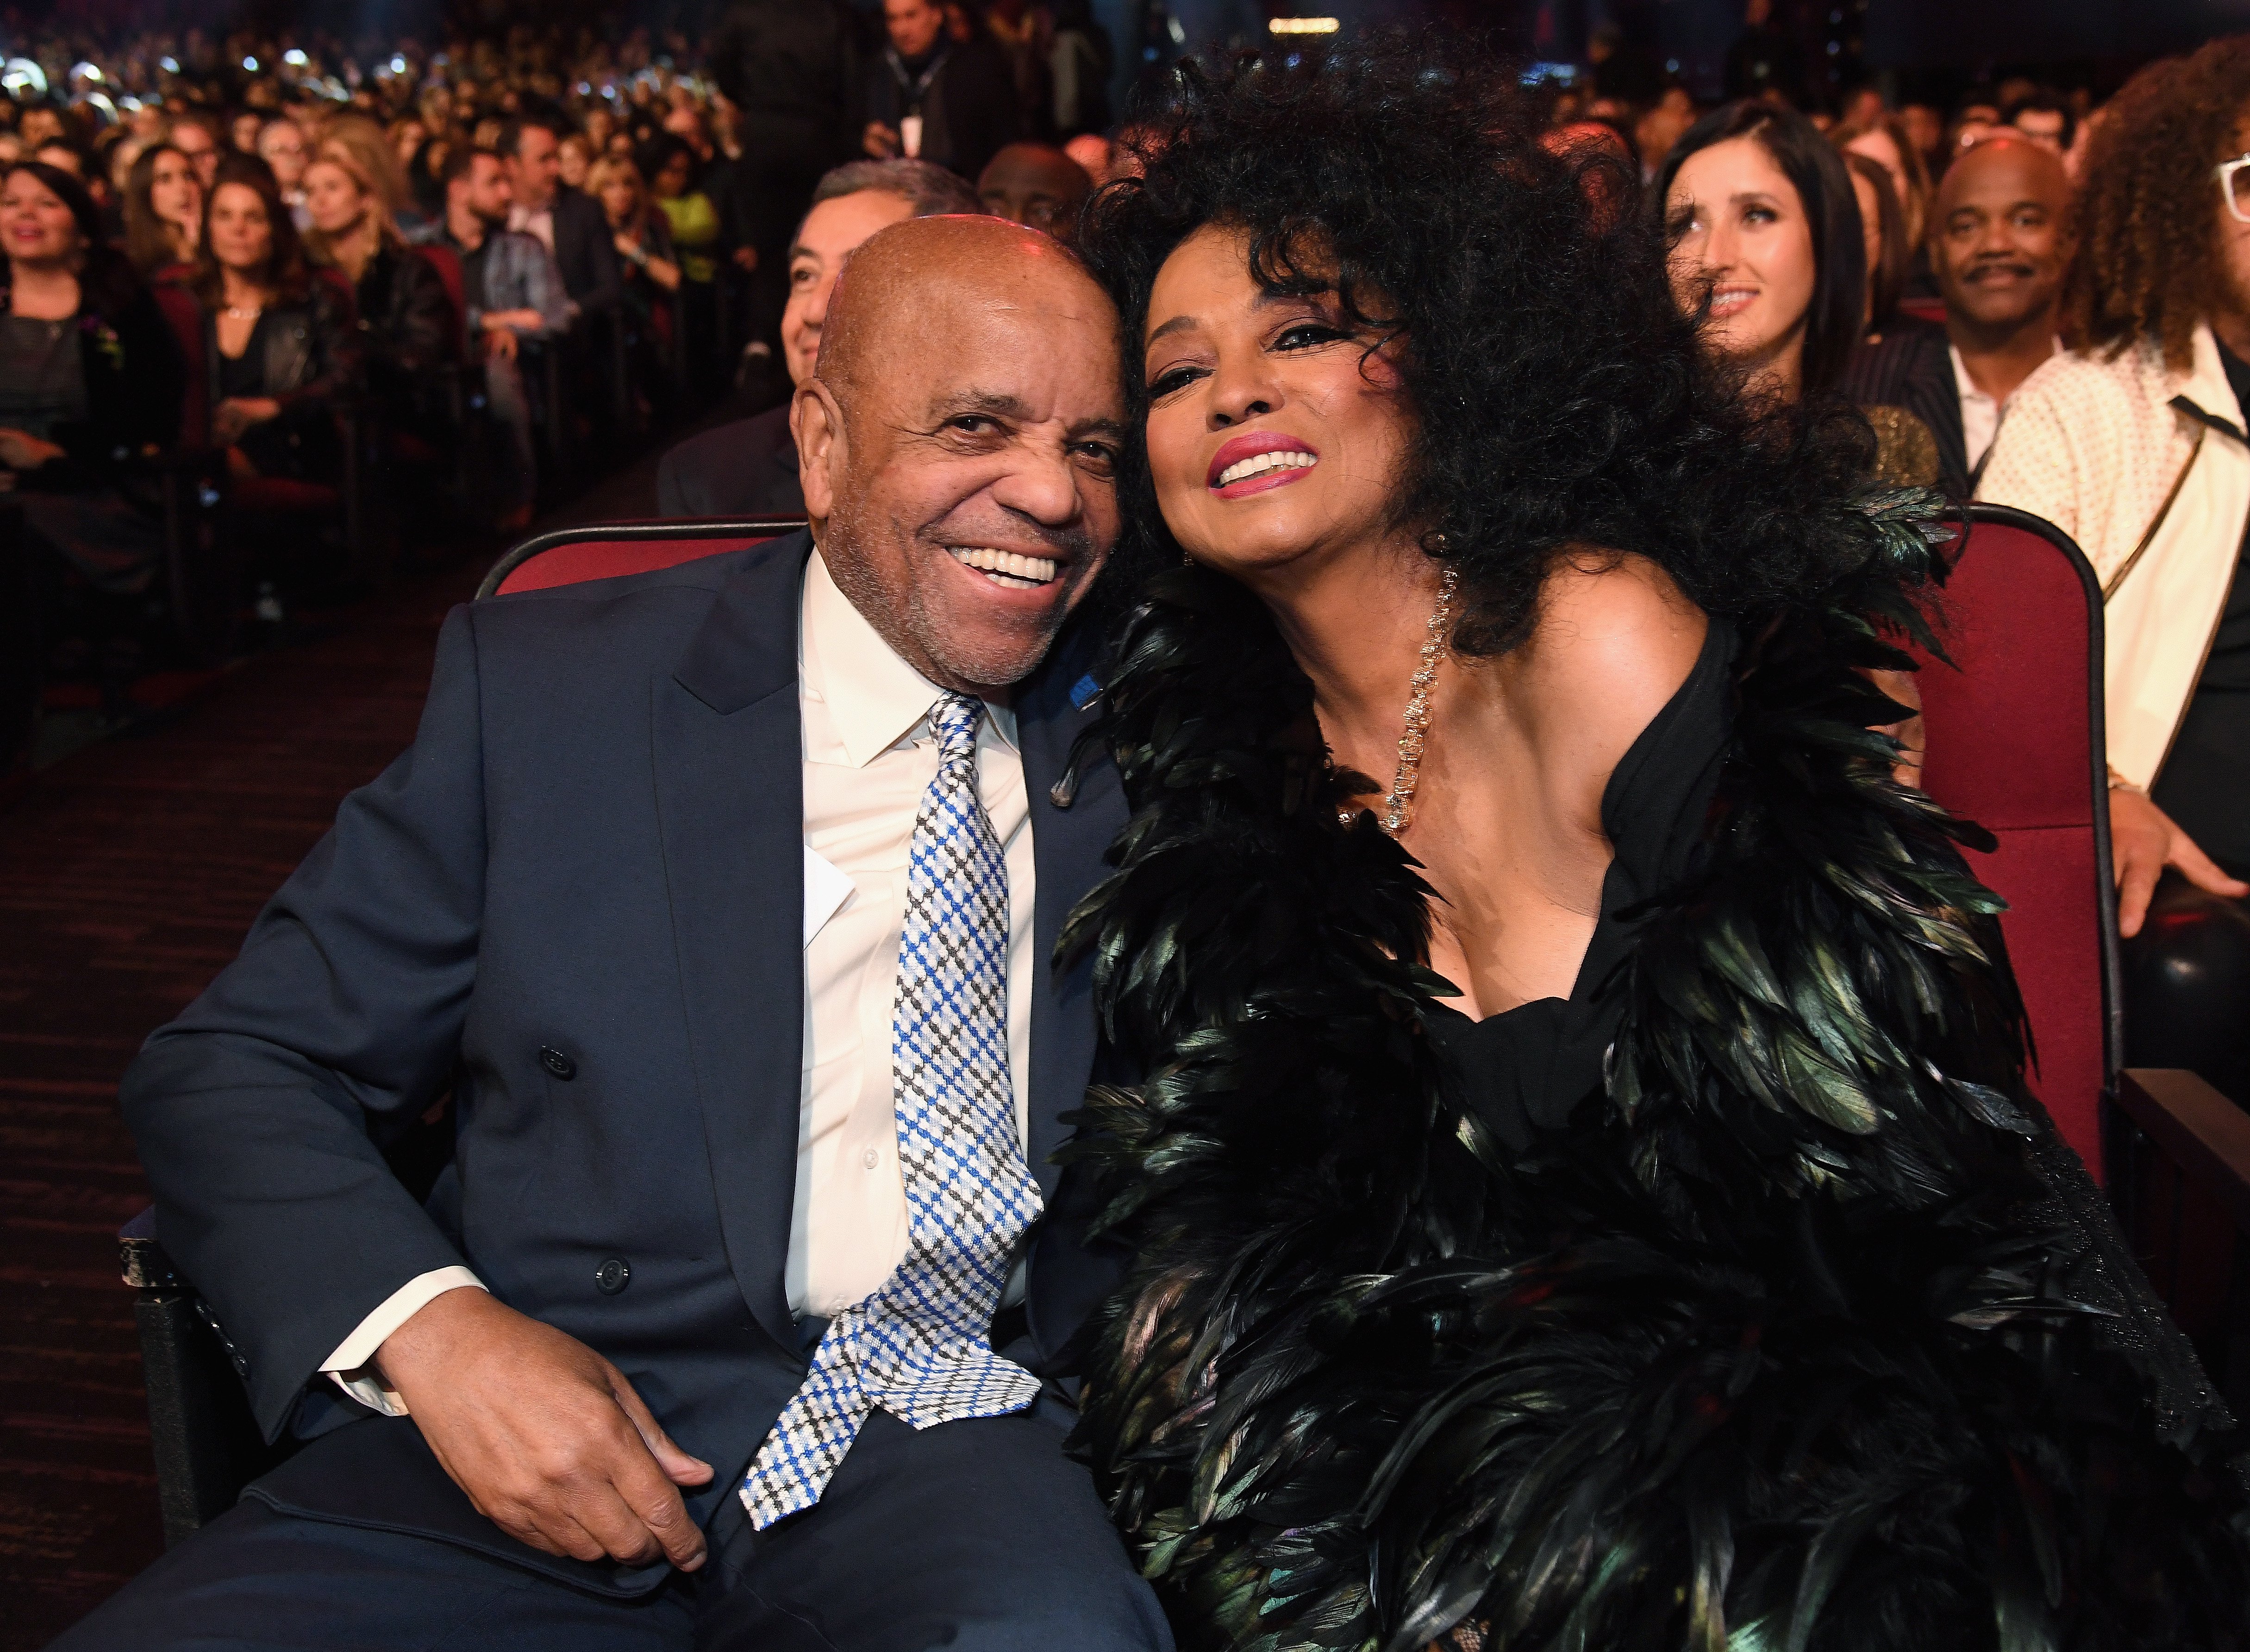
[1981, 35, 2250, 1100]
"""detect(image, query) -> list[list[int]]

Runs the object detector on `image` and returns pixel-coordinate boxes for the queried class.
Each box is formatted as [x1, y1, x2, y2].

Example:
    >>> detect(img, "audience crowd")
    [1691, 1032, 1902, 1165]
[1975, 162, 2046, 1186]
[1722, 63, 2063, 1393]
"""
[3, 6, 2248, 1097]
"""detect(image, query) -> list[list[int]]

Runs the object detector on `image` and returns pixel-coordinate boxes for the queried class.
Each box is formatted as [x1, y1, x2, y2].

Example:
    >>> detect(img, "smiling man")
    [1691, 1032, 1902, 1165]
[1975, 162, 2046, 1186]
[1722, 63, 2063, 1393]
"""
[76, 215, 1166, 1652]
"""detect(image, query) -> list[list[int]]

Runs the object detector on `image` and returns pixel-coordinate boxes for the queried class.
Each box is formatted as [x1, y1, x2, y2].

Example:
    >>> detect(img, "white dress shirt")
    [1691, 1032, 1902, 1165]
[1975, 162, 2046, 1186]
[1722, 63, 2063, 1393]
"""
[506, 202, 556, 257]
[322, 549, 1038, 1412]
[1953, 337, 2060, 476]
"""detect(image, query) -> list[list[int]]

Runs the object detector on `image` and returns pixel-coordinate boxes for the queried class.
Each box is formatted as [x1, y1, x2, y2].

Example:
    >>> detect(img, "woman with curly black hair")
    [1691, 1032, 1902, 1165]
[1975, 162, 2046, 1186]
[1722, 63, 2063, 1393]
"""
[1060, 40, 2249, 1652]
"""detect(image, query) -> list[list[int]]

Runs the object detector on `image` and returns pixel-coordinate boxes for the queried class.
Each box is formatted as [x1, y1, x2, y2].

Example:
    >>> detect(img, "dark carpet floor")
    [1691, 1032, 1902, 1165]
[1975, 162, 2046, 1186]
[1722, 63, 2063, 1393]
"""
[0, 439, 677, 1648]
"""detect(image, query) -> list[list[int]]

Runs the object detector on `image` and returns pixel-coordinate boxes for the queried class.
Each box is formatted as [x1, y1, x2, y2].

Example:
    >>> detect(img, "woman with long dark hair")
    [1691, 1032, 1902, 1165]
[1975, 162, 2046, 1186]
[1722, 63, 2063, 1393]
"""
[1061, 44, 2247, 1652]
[122, 141, 201, 278]
[191, 153, 358, 484]
[1660, 99, 1937, 483]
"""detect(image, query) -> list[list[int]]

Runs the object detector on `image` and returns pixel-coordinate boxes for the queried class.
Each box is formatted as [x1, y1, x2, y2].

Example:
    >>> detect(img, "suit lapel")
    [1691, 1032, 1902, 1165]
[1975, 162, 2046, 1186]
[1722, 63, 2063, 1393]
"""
[1016, 630, 1126, 1203]
[652, 533, 812, 1355]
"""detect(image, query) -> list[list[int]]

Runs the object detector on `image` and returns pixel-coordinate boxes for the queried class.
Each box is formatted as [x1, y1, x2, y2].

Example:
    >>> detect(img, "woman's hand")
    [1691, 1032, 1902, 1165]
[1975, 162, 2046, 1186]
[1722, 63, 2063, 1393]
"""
[612, 229, 640, 261]
[0, 426, 65, 469]
[2111, 785, 2249, 938]
[212, 397, 281, 446]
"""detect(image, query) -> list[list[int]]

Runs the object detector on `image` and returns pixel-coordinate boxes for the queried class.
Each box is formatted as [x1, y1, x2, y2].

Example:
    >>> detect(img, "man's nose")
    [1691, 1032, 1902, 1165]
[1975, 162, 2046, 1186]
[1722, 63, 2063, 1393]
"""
[988, 439, 1086, 527]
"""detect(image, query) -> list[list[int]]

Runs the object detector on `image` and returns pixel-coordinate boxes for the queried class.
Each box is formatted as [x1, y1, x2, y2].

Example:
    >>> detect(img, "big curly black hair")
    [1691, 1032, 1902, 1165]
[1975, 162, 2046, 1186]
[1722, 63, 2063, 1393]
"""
[1077, 38, 1896, 657]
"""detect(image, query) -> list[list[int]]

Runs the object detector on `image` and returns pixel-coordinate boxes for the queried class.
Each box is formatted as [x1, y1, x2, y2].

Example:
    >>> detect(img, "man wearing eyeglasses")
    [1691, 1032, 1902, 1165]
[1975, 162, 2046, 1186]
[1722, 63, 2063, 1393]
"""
[1981, 35, 2250, 1107]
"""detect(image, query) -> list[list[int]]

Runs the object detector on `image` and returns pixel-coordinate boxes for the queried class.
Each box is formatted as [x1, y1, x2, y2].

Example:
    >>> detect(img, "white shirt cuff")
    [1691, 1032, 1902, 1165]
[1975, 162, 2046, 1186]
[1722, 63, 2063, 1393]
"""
[320, 1267, 485, 1417]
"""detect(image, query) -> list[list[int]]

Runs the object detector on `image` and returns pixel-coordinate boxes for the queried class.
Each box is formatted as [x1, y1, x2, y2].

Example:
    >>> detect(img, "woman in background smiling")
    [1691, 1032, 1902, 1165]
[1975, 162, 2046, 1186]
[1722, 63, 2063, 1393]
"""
[1659, 100, 1939, 485]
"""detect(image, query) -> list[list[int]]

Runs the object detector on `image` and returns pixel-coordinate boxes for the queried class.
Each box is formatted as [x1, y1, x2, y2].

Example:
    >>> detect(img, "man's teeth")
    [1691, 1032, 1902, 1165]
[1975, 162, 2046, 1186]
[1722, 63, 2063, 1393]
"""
[1216, 449, 1316, 488]
[949, 547, 1057, 588]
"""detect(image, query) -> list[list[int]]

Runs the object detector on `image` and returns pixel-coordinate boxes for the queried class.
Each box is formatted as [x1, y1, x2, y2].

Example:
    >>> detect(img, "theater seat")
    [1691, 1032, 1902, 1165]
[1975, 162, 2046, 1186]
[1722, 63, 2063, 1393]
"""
[1914, 503, 2250, 1408]
[476, 515, 809, 599]
[1912, 503, 2118, 1175]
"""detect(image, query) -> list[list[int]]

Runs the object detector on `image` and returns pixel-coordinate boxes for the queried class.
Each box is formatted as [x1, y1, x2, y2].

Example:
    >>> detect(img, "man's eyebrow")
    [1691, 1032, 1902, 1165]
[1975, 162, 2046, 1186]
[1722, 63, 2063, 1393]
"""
[931, 390, 1036, 420]
[1068, 416, 1128, 440]
[787, 243, 816, 265]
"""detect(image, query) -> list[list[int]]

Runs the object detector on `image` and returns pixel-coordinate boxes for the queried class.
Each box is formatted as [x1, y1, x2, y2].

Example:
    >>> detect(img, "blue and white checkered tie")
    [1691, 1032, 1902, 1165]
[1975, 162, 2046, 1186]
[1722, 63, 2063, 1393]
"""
[740, 692, 1044, 1529]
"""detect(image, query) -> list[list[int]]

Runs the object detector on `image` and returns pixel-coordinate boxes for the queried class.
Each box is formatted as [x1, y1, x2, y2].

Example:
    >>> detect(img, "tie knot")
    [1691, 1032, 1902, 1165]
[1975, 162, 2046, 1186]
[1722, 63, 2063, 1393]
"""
[929, 693, 983, 764]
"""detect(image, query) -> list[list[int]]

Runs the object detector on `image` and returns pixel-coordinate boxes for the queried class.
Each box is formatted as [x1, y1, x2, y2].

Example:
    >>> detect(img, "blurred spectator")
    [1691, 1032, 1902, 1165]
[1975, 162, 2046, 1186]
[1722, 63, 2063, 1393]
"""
[18, 107, 65, 149]
[169, 112, 222, 192]
[1662, 100, 1938, 485]
[228, 110, 262, 155]
[1899, 101, 1945, 173]
[1947, 96, 2000, 161]
[257, 118, 310, 229]
[557, 131, 593, 194]
[858, 0, 1022, 181]
[656, 157, 978, 516]
[1634, 86, 1697, 185]
[501, 113, 623, 325]
[705, 0, 862, 353]
[589, 153, 681, 380]
[1979, 38, 2250, 1107]
[425, 144, 567, 530]
[1064, 131, 1118, 185]
[1842, 151, 1907, 331]
[193, 156, 358, 487]
[1722, 0, 1808, 108]
[33, 139, 88, 181]
[1049, 0, 1113, 139]
[0, 160, 183, 614]
[975, 142, 1091, 242]
[639, 131, 723, 374]
[986, 0, 1056, 140]
[300, 144, 450, 433]
[122, 142, 201, 278]
[1833, 110, 1931, 262]
[2003, 88, 2074, 156]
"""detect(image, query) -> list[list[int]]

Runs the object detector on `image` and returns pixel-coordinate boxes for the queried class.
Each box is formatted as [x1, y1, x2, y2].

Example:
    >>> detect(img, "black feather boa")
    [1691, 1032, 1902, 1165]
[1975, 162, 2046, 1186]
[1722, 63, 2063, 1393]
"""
[1057, 502, 2250, 1652]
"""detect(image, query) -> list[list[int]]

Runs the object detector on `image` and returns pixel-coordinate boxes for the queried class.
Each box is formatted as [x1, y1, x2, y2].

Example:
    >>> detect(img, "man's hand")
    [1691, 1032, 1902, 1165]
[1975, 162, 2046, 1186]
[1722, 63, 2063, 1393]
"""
[2111, 784, 2250, 938]
[212, 397, 282, 446]
[483, 326, 520, 363]
[375, 1287, 714, 1571]
[0, 425, 65, 469]
[862, 120, 901, 158]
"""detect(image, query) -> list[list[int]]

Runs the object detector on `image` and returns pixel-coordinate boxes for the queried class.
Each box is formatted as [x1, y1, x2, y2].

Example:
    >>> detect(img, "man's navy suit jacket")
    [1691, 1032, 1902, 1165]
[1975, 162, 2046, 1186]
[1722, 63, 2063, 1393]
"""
[119, 530, 1128, 1592]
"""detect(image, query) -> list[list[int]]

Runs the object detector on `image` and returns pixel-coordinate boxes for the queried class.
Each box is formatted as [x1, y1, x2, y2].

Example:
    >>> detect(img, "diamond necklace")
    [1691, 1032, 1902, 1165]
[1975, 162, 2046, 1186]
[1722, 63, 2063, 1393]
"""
[1342, 563, 1459, 836]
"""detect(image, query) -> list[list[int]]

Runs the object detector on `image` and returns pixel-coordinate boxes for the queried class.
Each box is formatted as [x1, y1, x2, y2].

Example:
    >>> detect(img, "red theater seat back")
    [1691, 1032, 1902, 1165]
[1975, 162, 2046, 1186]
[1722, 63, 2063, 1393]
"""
[477, 516, 810, 600]
[1912, 505, 2118, 1176]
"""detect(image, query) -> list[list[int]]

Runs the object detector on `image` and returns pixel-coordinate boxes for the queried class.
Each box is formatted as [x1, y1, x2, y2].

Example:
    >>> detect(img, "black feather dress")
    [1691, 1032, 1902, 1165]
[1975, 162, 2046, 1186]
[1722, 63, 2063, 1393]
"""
[1057, 505, 2250, 1652]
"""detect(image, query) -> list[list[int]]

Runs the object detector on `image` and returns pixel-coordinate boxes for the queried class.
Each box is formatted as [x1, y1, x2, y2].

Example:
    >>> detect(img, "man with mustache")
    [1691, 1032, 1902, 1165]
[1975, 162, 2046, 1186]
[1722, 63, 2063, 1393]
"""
[67, 216, 1168, 1652]
[1930, 133, 2070, 488]
[1842, 132, 2069, 496]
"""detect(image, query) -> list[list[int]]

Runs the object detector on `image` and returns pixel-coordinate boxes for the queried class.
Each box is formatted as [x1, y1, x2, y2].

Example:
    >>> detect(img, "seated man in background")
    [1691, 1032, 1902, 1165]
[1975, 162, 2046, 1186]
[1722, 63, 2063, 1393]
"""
[1841, 131, 2069, 496]
[656, 157, 978, 519]
[976, 142, 1093, 244]
[63, 213, 1165, 1651]
[1980, 36, 2250, 1102]
[422, 144, 569, 532]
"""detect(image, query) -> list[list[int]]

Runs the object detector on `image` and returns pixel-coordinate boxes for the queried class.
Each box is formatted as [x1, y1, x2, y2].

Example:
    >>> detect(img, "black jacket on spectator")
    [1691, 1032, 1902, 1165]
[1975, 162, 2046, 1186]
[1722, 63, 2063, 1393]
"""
[544, 186, 625, 321]
[656, 404, 803, 518]
[0, 271, 184, 494]
[856, 38, 1023, 182]
[206, 279, 361, 483]
[707, 0, 862, 165]
[1839, 316, 1970, 496]
[348, 245, 454, 424]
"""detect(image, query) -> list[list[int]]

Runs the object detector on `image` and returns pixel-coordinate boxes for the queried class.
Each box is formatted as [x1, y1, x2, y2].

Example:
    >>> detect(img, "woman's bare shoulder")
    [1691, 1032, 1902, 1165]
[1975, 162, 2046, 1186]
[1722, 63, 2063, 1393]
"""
[1519, 550, 1709, 742]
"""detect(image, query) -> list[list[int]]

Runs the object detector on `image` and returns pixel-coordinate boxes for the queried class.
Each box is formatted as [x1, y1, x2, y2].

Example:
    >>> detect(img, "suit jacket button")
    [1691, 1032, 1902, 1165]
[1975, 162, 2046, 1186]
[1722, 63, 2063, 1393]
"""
[595, 1257, 631, 1295]
[540, 1046, 576, 1080]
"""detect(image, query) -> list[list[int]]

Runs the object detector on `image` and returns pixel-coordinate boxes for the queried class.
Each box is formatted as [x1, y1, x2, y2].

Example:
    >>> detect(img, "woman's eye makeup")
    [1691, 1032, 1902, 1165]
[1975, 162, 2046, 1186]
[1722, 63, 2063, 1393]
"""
[1145, 361, 1204, 398]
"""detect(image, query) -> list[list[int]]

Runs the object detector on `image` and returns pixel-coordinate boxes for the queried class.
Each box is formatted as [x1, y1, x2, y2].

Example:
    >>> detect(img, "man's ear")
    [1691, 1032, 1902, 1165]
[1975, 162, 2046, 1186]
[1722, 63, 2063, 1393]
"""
[792, 380, 844, 524]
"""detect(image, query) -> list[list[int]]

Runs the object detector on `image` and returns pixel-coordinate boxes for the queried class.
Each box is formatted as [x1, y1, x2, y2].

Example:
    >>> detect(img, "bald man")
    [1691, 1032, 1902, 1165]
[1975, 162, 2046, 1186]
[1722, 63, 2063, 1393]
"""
[1928, 133, 2072, 483]
[78, 217, 1168, 1652]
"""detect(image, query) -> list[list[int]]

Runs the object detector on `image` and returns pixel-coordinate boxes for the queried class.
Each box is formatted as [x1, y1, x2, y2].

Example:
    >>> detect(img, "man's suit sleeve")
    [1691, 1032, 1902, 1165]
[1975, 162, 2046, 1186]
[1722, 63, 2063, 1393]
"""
[120, 604, 492, 1440]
